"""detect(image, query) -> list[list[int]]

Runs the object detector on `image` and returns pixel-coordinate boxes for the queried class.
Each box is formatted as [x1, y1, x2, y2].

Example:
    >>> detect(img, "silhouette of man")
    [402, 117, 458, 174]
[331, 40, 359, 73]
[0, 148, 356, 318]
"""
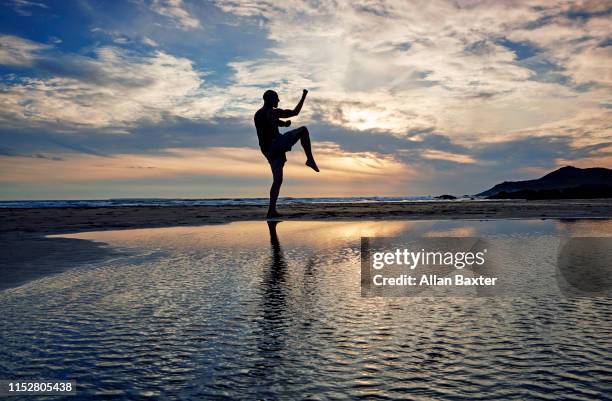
[254, 89, 319, 219]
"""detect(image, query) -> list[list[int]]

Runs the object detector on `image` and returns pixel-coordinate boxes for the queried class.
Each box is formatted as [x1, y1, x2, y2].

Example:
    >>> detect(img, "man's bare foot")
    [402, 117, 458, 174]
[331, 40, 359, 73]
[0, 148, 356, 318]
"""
[266, 211, 283, 219]
[306, 159, 319, 172]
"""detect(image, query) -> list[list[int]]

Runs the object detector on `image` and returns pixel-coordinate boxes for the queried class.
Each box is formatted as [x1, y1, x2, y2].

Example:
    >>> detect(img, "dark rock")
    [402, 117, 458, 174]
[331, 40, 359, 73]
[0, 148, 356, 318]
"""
[476, 166, 612, 198]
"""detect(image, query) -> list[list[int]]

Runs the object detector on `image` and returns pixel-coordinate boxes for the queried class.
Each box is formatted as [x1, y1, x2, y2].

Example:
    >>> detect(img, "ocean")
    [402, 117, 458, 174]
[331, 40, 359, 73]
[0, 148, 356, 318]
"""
[0, 196, 480, 208]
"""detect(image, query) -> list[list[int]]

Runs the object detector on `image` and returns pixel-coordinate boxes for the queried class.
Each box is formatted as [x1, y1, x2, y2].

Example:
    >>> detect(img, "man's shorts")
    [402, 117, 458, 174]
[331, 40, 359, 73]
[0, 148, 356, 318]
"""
[265, 127, 303, 170]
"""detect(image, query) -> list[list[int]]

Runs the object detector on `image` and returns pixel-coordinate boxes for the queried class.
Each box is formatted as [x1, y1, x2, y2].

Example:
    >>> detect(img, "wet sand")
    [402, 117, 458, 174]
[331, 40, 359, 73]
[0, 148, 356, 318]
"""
[2, 199, 611, 236]
[3, 219, 611, 399]
[0, 235, 122, 291]
[1, 199, 611, 291]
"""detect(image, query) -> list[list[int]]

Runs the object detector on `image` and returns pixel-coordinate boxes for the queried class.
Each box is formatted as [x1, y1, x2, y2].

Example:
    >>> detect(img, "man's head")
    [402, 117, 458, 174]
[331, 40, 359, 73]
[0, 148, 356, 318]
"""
[263, 90, 279, 107]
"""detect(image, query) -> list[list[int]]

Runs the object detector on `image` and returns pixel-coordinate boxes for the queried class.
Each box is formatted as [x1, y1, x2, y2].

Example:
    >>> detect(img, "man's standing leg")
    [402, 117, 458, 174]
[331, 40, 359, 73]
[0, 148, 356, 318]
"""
[267, 160, 283, 218]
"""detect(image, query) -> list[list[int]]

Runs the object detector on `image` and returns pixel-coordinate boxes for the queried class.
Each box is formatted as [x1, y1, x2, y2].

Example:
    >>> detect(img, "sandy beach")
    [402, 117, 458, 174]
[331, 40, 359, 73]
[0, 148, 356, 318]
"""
[2, 199, 612, 235]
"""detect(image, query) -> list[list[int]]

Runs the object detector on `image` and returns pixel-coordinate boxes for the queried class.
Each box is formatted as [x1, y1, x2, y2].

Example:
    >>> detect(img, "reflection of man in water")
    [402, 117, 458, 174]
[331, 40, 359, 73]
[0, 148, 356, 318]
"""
[267, 221, 285, 271]
[259, 221, 288, 356]
[255, 89, 319, 219]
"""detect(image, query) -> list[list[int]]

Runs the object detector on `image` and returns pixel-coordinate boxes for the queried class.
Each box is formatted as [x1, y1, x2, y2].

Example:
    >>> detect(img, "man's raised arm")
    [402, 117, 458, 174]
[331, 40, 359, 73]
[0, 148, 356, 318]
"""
[276, 89, 308, 118]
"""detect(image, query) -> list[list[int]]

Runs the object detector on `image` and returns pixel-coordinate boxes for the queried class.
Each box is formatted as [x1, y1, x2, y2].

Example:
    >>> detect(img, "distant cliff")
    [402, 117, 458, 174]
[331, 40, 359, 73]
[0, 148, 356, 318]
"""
[476, 166, 612, 199]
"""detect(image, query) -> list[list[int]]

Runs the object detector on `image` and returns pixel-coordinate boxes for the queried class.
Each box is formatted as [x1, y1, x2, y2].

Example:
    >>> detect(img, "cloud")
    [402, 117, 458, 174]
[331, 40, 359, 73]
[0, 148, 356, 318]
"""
[150, 0, 201, 30]
[0, 34, 49, 66]
[0, 44, 229, 128]
[142, 37, 159, 47]
[91, 28, 133, 45]
[6, 0, 48, 16]
[421, 149, 476, 164]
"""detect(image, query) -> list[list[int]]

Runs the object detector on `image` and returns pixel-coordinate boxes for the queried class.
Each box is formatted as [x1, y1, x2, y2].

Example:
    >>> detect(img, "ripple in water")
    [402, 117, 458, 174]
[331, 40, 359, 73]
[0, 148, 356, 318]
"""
[0, 219, 610, 400]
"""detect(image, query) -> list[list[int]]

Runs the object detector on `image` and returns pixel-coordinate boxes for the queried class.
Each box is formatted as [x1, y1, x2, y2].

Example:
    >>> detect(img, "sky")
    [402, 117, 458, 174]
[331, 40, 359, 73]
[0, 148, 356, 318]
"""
[0, 0, 610, 200]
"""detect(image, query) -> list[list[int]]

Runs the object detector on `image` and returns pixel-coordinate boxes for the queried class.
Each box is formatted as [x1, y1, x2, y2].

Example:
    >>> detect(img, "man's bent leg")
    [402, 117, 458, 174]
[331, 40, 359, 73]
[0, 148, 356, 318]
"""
[296, 127, 314, 161]
[295, 127, 319, 172]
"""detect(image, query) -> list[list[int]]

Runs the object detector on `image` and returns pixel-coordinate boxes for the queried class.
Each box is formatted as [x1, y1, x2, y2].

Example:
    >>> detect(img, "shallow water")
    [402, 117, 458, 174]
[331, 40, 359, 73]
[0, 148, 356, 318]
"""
[1, 219, 611, 400]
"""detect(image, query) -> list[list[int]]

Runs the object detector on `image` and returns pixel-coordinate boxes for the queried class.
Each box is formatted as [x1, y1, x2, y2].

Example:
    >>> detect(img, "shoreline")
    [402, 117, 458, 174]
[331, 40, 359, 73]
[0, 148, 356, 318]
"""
[1, 199, 611, 236]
